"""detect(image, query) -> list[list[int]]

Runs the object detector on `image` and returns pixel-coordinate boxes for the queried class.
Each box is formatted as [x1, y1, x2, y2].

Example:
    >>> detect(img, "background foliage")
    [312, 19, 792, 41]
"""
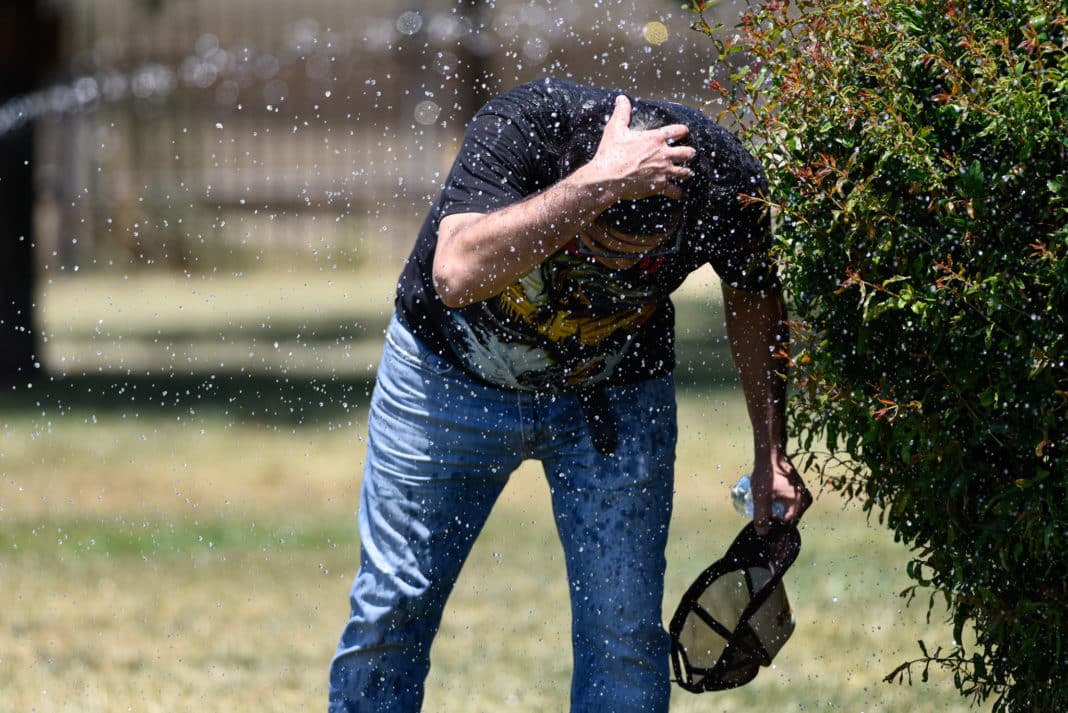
[692, 0, 1067, 709]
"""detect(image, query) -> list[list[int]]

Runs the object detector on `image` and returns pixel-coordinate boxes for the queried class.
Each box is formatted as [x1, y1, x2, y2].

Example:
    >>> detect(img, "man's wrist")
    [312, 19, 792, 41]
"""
[753, 441, 788, 464]
[565, 163, 624, 213]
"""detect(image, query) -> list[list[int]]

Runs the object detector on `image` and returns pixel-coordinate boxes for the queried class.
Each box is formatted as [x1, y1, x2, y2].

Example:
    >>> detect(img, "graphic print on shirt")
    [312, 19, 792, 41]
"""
[448, 242, 670, 391]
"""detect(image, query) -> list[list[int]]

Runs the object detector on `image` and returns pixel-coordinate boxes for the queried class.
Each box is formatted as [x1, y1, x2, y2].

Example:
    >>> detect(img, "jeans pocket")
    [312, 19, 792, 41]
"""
[384, 316, 456, 377]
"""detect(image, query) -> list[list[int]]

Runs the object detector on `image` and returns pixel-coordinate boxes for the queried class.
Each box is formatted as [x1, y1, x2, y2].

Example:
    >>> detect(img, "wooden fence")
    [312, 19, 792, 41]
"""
[30, 0, 738, 273]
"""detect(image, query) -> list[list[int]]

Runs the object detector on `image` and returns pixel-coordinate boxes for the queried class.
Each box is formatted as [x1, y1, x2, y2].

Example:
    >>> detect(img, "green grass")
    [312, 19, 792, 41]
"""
[0, 269, 986, 712]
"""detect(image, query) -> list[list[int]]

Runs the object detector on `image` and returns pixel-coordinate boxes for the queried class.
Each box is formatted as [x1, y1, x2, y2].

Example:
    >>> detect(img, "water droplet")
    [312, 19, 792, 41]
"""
[414, 100, 441, 125]
[642, 21, 669, 45]
[396, 11, 423, 36]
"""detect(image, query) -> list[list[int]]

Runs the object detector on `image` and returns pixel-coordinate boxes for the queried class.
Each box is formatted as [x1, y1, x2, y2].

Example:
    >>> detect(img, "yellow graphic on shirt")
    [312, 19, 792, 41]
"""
[499, 249, 660, 344]
[448, 246, 668, 390]
[498, 277, 656, 346]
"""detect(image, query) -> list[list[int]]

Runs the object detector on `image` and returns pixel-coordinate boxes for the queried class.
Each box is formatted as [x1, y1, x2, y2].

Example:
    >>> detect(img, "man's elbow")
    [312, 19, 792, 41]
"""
[433, 215, 482, 308]
[432, 261, 473, 309]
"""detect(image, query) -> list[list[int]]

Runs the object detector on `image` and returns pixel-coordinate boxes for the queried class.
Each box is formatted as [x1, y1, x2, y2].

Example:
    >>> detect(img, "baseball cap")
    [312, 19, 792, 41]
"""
[669, 520, 801, 692]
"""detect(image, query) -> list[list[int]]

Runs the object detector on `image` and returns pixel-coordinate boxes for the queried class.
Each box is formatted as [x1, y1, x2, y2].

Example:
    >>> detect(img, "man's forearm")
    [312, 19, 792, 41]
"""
[432, 169, 618, 308]
[722, 284, 790, 461]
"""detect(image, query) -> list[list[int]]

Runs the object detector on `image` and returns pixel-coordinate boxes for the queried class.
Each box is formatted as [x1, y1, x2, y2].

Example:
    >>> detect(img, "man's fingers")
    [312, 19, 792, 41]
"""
[670, 165, 694, 181]
[662, 147, 696, 169]
[606, 94, 632, 132]
[660, 123, 690, 143]
[666, 145, 697, 164]
[779, 479, 813, 523]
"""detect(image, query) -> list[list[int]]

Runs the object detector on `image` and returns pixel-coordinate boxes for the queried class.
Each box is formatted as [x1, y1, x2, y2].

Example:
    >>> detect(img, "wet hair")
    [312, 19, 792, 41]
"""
[563, 96, 692, 237]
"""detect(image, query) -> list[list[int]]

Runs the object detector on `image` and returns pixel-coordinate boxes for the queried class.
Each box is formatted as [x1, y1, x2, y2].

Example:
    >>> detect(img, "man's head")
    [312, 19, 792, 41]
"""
[563, 96, 693, 263]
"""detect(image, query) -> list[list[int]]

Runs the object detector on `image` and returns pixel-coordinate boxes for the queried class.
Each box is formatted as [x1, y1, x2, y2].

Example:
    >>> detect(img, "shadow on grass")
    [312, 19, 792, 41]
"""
[3, 371, 379, 426]
[11, 370, 733, 423]
[5, 346, 736, 424]
[49, 315, 379, 345]
[5, 352, 736, 425]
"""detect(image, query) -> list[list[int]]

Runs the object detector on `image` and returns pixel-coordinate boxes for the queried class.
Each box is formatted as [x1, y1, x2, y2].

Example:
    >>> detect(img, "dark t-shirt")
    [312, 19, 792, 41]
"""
[395, 77, 776, 392]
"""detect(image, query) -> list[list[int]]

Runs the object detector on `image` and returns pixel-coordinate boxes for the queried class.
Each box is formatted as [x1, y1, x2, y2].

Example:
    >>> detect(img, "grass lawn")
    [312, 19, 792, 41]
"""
[0, 269, 986, 712]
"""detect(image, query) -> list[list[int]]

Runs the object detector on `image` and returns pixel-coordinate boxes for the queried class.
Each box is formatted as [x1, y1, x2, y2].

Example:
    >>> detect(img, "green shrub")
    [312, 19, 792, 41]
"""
[691, 1, 1067, 709]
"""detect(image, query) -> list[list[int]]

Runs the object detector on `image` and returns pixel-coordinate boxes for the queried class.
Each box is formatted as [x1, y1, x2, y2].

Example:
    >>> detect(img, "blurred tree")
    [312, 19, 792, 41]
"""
[454, 0, 493, 121]
[0, 1, 58, 384]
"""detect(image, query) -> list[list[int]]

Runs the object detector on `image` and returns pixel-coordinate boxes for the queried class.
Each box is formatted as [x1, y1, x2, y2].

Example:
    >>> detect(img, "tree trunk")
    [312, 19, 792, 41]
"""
[455, 0, 493, 122]
[0, 1, 58, 384]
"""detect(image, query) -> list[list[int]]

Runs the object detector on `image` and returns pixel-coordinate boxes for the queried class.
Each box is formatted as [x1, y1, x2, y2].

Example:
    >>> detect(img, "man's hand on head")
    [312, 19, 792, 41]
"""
[576, 95, 696, 203]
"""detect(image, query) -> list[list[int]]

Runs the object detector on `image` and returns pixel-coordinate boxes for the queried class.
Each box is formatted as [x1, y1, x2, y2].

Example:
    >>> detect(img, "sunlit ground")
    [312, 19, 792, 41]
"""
[0, 267, 988, 712]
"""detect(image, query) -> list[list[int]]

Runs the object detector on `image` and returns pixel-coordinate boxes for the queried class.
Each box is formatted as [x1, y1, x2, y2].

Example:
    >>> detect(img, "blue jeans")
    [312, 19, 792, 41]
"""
[329, 314, 678, 712]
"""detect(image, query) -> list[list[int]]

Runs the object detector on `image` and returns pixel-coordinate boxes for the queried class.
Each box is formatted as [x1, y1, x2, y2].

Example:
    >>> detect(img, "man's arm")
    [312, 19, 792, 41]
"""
[723, 283, 812, 534]
[433, 95, 695, 308]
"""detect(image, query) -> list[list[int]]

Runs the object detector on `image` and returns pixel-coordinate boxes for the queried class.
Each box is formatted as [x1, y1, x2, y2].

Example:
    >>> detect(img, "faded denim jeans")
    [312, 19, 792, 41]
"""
[329, 313, 677, 712]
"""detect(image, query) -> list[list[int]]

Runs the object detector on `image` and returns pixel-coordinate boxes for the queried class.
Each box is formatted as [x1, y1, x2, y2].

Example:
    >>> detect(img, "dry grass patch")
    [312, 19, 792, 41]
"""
[0, 269, 990, 711]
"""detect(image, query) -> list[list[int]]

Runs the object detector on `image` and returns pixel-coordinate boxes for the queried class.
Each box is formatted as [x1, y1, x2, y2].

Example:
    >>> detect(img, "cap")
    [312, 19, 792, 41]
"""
[669, 520, 801, 692]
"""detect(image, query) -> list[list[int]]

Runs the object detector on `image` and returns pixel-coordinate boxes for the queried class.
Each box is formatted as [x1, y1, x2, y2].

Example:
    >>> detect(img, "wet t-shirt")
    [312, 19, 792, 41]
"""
[395, 77, 776, 392]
